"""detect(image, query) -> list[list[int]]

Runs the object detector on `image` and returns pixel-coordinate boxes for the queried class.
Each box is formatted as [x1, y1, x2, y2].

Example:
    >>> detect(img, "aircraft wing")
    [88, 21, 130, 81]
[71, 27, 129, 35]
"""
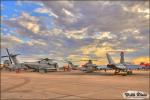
[125, 65, 142, 70]
[96, 66, 112, 70]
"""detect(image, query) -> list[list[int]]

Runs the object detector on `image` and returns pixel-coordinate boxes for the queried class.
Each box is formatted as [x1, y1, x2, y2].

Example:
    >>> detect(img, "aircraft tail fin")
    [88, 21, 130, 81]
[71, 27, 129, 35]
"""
[106, 53, 115, 64]
[120, 51, 125, 64]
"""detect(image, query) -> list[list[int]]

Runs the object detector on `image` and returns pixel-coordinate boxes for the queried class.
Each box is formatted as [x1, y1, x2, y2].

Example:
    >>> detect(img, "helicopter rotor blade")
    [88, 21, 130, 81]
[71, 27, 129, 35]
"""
[6, 48, 12, 64]
[1, 56, 9, 58]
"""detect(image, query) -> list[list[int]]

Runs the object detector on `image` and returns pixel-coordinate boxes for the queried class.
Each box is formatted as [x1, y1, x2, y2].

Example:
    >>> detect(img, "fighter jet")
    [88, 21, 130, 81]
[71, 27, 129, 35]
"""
[84, 52, 141, 75]
[106, 51, 141, 75]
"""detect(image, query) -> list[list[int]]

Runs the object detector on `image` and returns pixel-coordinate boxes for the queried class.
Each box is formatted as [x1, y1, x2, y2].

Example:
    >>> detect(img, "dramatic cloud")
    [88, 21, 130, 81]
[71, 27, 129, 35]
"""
[1, 1, 149, 64]
[1, 34, 24, 48]
[34, 7, 58, 18]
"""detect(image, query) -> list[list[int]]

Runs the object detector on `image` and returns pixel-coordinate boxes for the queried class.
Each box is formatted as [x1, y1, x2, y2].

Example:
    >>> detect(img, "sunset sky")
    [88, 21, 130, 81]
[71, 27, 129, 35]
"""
[1, 1, 149, 65]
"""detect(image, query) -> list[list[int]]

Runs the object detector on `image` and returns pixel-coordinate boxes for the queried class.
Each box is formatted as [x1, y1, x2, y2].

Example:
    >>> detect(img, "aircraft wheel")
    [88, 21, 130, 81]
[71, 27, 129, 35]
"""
[114, 70, 119, 75]
[127, 71, 132, 75]
[39, 69, 46, 73]
[122, 73, 127, 76]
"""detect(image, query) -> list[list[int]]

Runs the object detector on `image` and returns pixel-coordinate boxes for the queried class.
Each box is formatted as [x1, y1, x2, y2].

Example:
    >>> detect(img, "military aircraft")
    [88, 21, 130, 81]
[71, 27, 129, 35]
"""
[57, 59, 79, 71]
[1, 48, 26, 71]
[106, 52, 132, 75]
[65, 60, 79, 70]
[1, 48, 59, 73]
[80, 51, 141, 75]
[24, 58, 59, 73]
[103, 51, 140, 75]
[79, 59, 97, 73]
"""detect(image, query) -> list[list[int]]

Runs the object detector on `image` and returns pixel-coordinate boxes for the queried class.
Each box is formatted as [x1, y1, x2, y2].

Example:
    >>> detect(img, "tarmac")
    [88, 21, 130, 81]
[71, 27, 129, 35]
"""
[1, 70, 149, 99]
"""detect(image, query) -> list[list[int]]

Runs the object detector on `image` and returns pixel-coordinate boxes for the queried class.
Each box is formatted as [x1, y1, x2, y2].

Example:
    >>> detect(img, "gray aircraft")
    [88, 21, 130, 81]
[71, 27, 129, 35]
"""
[65, 60, 79, 70]
[1, 48, 26, 71]
[79, 59, 98, 73]
[103, 52, 140, 75]
[81, 52, 141, 75]
[1, 48, 59, 73]
[24, 58, 59, 73]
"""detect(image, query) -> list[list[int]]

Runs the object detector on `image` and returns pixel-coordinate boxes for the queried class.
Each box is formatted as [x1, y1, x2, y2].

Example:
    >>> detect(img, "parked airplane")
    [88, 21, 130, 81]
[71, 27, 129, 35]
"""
[106, 52, 132, 75]
[105, 51, 141, 75]
[59, 59, 79, 71]
[67, 61, 79, 70]
[80, 59, 98, 73]
[139, 62, 150, 70]
[81, 52, 141, 75]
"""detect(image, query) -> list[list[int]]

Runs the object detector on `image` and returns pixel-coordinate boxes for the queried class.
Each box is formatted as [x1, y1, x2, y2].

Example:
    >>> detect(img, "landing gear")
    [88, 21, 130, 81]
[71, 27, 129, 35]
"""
[55, 63, 59, 71]
[127, 70, 132, 75]
[114, 69, 120, 75]
[114, 69, 133, 75]
[39, 69, 47, 73]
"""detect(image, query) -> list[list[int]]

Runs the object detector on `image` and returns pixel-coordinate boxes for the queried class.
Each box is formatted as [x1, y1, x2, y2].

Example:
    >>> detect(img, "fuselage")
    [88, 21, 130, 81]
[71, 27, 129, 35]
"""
[107, 63, 126, 70]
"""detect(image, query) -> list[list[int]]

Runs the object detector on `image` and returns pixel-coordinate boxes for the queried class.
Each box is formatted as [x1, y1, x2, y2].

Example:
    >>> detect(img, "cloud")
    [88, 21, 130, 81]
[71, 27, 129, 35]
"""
[19, 21, 40, 33]
[34, 7, 58, 18]
[3, 12, 41, 37]
[1, 1, 149, 64]
[1, 34, 24, 48]
[92, 32, 117, 39]
[27, 39, 47, 46]
[41, 1, 149, 32]
[62, 8, 74, 17]
[64, 27, 87, 39]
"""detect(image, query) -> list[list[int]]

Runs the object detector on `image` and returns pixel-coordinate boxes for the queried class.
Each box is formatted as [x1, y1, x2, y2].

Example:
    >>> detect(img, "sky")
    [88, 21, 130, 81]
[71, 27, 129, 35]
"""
[1, 0, 149, 65]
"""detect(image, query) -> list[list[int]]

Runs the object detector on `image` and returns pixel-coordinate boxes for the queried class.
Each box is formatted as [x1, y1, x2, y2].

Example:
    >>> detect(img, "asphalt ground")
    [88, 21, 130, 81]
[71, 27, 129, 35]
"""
[1, 70, 149, 99]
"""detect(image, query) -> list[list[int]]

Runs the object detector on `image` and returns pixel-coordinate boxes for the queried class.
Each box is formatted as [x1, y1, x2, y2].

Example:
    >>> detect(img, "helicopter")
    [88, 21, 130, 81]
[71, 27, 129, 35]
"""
[1, 48, 26, 71]
[24, 58, 59, 73]
[1, 48, 59, 73]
